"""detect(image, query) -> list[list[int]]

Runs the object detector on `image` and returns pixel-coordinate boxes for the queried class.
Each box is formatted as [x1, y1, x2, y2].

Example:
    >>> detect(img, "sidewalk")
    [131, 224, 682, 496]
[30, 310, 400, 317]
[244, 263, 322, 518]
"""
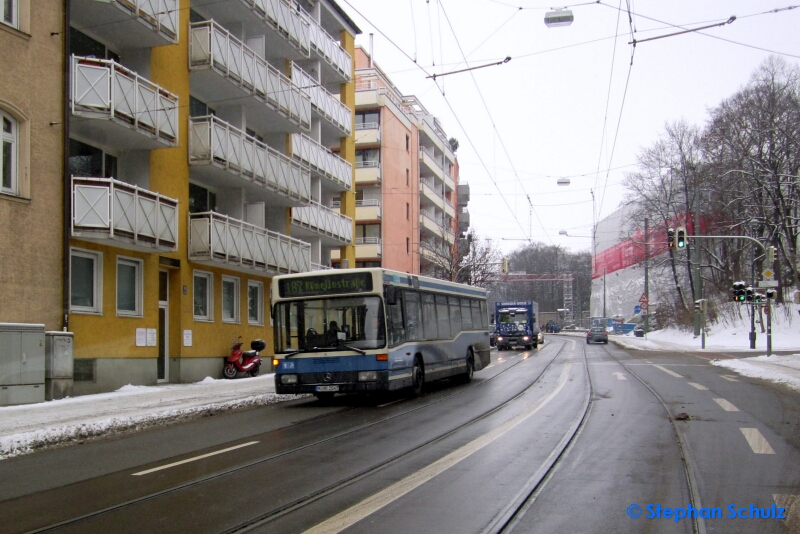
[0, 374, 294, 460]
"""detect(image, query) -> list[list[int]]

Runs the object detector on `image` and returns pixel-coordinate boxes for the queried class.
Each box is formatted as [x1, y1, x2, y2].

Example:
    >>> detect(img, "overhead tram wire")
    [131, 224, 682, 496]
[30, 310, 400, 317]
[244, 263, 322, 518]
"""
[437, 1, 548, 245]
[340, 0, 534, 243]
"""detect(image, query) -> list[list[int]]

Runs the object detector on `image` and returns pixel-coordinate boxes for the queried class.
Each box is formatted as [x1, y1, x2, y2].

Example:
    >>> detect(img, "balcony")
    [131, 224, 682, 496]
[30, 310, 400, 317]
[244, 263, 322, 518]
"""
[189, 212, 310, 275]
[71, 56, 178, 150]
[311, 262, 333, 271]
[458, 182, 470, 206]
[291, 201, 353, 245]
[190, 116, 310, 205]
[291, 133, 351, 190]
[444, 172, 455, 193]
[458, 208, 470, 231]
[419, 181, 445, 211]
[71, 0, 178, 49]
[190, 0, 310, 59]
[419, 146, 444, 178]
[305, 15, 352, 83]
[333, 237, 382, 260]
[190, 21, 310, 133]
[332, 199, 381, 221]
[71, 177, 178, 252]
[355, 161, 380, 184]
[419, 211, 445, 237]
[355, 123, 380, 146]
[292, 63, 351, 137]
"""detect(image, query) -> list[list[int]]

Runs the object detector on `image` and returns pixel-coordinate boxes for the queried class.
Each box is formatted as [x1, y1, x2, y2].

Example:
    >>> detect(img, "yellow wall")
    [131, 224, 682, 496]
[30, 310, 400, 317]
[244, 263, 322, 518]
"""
[339, 30, 356, 267]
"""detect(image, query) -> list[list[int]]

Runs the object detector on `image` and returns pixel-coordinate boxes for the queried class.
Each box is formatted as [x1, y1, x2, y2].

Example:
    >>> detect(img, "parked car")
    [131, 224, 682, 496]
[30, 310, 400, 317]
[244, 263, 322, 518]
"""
[586, 327, 608, 344]
[537, 331, 544, 345]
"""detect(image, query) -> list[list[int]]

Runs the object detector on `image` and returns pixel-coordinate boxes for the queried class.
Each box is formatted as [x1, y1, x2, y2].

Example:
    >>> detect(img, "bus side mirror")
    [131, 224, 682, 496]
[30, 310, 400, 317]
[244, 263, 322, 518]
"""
[385, 286, 398, 305]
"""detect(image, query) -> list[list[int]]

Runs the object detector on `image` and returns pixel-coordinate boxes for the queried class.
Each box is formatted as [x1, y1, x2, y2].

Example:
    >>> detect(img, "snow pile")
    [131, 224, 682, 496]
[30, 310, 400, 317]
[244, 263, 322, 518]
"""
[712, 355, 800, 392]
[0, 374, 305, 460]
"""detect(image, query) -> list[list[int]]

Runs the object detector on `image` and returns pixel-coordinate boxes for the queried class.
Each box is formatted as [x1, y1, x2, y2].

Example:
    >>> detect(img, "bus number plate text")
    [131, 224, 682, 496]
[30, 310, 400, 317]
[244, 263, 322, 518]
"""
[316, 385, 339, 392]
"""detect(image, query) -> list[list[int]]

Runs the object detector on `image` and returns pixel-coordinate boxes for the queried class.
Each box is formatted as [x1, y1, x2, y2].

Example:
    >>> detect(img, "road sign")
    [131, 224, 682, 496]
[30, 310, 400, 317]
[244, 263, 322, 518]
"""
[638, 293, 649, 304]
[634, 305, 641, 314]
[757, 280, 779, 288]
[762, 268, 775, 280]
[764, 304, 771, 315]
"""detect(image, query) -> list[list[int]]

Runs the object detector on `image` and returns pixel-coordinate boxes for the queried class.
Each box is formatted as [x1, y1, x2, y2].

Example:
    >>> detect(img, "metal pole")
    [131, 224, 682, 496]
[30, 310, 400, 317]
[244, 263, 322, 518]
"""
[644, 218, 649, 334]
[750, 259, 756, 349]
[603, 268, 606, 320]
[766, 296, 772, 356]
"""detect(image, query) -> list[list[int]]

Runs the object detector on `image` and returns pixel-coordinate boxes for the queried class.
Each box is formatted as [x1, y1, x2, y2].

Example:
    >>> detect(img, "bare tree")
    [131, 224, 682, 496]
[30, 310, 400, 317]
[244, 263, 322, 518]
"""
[419, 227, 502, 287]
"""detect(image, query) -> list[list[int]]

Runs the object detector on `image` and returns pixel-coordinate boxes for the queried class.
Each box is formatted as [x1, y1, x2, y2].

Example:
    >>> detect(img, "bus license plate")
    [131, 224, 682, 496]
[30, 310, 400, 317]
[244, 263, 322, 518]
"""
[316, 385, 339, 392]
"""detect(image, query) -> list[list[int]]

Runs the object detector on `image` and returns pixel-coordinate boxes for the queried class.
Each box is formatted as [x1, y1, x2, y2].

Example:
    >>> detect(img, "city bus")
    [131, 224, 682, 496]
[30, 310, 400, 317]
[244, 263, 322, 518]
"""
[271, 268, 491, 399]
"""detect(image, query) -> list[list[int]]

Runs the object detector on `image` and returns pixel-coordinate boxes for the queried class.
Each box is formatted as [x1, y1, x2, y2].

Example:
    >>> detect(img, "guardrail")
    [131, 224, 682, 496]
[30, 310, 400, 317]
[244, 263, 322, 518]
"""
[71, 176, 178, 251]
[71, 56, 178, 144]
[190, 21, 311, 128]
[189, 211, 310, 274]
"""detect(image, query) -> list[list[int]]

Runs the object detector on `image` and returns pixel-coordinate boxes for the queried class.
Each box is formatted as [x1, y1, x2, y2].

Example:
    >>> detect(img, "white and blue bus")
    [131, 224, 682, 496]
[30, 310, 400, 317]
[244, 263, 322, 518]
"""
[271, 268, 491, 399]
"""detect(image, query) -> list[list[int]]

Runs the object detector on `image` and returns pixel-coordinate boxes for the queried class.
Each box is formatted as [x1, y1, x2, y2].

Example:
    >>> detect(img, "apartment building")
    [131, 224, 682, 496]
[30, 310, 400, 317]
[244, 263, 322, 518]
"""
[66, 0, 359, 394]
[333, 47, 470, 274]
[0, 3, 65, 330]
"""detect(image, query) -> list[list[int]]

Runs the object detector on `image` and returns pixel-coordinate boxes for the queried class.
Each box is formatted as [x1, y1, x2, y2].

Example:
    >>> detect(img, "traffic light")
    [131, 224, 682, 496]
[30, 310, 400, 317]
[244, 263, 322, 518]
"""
[766, 288, 777, 300]
[754, 292, 763, 304]
[676, 227, 687, 249]
[745, 286, 755, 302]
[694, 299, 706, 313]
[501, 257, 508, 274]
[667, 228, 675, 248]
[766, 246, 775, 264]
[732, 281, 746, 302]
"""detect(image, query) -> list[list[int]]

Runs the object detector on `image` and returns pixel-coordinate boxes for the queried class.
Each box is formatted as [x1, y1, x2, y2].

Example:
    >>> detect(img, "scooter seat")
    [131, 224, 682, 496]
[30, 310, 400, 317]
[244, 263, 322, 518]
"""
[242, 350, 258, 357]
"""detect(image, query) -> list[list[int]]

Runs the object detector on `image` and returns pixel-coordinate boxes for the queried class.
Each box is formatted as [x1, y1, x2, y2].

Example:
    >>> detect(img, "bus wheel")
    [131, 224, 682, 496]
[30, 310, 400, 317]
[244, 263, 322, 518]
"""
[409, 357, 424, 397]
[463, 350, 474, 383]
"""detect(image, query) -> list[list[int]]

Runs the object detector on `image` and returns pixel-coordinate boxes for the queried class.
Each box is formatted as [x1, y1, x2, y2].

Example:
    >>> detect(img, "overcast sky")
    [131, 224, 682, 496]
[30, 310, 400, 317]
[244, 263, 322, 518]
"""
[340, 0, 799, 255]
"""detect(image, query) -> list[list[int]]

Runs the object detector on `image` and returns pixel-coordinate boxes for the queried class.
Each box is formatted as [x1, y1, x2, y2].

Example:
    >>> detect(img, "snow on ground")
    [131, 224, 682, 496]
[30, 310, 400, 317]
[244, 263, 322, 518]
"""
[711, 355, 800, 392]
[0, 374, 305, 460]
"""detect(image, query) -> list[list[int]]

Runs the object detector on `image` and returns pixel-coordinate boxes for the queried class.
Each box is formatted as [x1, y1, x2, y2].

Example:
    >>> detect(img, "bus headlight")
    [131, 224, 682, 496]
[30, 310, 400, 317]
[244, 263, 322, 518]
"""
[497, 336, 504, 342]
[358, 371, 377, 381]
[281, 374, 298, 384]
[523, 336, 530, 341]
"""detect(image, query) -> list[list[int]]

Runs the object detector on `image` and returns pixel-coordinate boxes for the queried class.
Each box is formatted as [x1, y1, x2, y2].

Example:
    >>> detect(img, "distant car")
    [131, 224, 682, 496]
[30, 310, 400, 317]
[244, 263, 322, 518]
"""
[537, 331, 544, 345]
[586, 327, 608, 344]
[489, 324, 497, 347]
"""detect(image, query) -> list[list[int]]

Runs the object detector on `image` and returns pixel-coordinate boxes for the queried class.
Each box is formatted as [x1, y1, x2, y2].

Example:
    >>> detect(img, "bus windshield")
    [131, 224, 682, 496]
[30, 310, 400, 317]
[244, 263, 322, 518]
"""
[274, 296, 385, 353]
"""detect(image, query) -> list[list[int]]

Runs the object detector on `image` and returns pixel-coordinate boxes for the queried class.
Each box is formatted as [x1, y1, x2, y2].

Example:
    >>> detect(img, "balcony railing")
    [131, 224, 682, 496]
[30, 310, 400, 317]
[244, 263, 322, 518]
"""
[190, 116, 310, 202]
[72, 177, 178, 251]
[291, 133, 351, 189]
[189, 211, 310, 274]
[257, 0, 310, 54]
[71, 0, 178, 48]
[190, 21, 311, 129]
[356, 237, 380, 245]
[305, 14, 352, 81]
[292, 201, 353, 243]
[355, 160, 380, 183]
[355, 122, 380, 145]
[292, 63, 351, 136]
[311, 262, 333, 271]
[71, 56, 178, 146]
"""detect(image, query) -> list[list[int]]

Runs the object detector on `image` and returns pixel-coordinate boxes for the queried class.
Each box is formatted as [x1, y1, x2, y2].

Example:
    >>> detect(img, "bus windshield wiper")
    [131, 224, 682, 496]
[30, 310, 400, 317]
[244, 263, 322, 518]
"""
[337, 343, 366, 355]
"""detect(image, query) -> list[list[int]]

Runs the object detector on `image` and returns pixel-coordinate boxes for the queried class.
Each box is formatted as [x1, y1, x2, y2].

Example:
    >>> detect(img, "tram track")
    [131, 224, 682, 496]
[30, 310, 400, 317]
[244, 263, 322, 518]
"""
[489, 337, 703, 534]
[24, 342, 568, 534]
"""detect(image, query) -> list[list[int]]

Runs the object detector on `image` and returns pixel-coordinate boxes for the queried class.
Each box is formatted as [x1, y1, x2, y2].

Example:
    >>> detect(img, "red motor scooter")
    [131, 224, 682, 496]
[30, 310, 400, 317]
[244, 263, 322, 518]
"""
[223, 337, 265, 379]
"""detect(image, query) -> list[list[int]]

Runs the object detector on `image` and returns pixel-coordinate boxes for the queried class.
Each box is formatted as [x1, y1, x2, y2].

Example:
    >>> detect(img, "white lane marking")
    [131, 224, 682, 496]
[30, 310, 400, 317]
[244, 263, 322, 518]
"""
[688, 382, 708, 390]
[773, 494, 800, 531]
[612, 372, 627, 381]
[653, 364, 683, 378]
[721, 375, 739, 382]
[302, 358, 575, 534]
[740, 428, 775, 454]
[713, 398, 739, 412]
[132, 441, 259, 476]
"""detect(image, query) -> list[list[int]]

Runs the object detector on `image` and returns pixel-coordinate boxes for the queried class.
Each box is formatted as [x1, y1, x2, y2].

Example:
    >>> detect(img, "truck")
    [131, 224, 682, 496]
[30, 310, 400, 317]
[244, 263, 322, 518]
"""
[494, 301, 540, 351]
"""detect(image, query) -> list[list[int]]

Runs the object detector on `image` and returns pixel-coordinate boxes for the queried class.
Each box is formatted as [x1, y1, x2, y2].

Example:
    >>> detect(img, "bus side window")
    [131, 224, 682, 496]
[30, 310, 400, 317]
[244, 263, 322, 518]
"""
[461, 298, 473, 330]
[404, 291, 422, 341]
[435, 294, 451, 340]
[387, 290, 406, 346]
[479, 301, 489, 328]
[471, 300, 482, 329]
[421, 293, 438, 340]
[448, 296, 462, 336]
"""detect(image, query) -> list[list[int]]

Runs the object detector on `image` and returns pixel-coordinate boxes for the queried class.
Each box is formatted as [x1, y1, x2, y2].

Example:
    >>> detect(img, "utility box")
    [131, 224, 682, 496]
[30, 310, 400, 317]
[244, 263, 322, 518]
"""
[45, 331, 74, 401]
[0, 323, 46, 406]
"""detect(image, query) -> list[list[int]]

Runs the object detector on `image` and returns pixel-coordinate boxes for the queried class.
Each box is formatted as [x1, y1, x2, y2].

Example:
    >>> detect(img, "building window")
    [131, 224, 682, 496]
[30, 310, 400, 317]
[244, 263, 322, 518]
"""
[406, 169, 409, 186]
[1, 112, 17, 195]
[406, 203, 410, 220]
[116, 257, 143, 317]
[222, 276, 240, 323]
[248, 281, 264, 325]
[70, 27, 119, 62]
[189, 182, 217, 213]
[68, 139, 117, 178]
[193, 271, 213, 321]
[407, 238, 410, 254]
[2, 0, 16, 27]
[355, 110, 379, 127]
[70, 248, 103, 314]
[406, 134, 410, 151]
[190, 96, 215, 118]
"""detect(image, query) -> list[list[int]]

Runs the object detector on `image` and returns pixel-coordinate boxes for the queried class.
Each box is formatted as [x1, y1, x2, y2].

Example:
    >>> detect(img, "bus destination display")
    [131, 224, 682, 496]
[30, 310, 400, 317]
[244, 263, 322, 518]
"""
[278, 272, 374, 298]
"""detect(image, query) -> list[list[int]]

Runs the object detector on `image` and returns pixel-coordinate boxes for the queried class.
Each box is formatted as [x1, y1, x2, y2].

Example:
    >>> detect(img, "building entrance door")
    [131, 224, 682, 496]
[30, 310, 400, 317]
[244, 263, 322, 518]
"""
[158, 269, 169, 382]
